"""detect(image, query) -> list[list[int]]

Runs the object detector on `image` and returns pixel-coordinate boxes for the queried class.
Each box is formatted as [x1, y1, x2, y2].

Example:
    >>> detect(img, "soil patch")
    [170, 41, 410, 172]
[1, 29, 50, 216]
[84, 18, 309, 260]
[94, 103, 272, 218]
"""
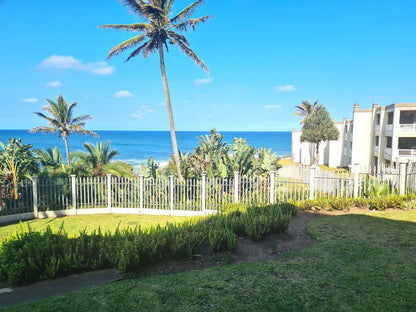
[130, 211, 322, 279]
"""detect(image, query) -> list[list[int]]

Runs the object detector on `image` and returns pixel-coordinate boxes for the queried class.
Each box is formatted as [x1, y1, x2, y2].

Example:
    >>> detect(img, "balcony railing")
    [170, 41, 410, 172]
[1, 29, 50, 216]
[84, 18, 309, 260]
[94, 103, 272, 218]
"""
[398, 149, 416, 157]
[399, 124, 416, 132]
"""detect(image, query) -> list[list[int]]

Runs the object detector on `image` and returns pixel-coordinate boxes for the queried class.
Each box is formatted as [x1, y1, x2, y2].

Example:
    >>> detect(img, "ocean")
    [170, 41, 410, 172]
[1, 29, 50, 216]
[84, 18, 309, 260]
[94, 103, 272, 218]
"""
[0, 130, 292, 166]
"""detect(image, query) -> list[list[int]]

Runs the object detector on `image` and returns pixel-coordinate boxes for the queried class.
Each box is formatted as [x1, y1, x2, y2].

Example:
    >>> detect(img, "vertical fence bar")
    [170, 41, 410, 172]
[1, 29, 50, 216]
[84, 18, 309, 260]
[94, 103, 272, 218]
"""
[201, 173, 206, 214]
[269, 171, 275, 204]
[169, 176, 174, 213]
[353, 163, 359, 198]
[233, 172, 239, 203]
[139, 175, 144, 213]
[309, 166, 316, 200]
[107, 174, 112, 212]
[399, 160, 407, 196]
[71, 175, 77, 213]
[32, 176, 38, 218]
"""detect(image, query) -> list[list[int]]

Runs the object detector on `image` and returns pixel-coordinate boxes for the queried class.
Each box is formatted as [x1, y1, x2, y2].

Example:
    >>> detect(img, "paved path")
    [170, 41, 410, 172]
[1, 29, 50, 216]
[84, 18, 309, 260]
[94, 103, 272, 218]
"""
[0, 269, 122, 309]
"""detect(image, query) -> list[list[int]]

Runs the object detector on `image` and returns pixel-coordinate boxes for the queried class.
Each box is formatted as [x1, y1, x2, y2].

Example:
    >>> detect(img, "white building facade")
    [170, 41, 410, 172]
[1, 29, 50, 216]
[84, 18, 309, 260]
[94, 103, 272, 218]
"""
[292, 103, 416, 171]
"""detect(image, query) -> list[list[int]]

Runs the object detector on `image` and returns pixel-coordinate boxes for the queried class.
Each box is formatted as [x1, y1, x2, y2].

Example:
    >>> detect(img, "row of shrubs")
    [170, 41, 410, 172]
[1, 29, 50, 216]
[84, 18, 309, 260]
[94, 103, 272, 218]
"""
[293, 194, 416, 211]
[0, 203, 296, 285]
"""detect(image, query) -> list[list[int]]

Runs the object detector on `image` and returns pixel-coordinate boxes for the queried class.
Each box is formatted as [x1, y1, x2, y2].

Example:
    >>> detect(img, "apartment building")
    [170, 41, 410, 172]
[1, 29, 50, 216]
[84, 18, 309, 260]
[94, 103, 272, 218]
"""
[292, 103, 416, 171]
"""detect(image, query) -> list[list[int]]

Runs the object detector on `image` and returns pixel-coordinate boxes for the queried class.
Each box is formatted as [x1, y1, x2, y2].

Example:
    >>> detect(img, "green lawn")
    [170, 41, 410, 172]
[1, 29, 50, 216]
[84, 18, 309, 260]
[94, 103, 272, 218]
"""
[0, 214, 189, 241]
[4, 210, 416, 311]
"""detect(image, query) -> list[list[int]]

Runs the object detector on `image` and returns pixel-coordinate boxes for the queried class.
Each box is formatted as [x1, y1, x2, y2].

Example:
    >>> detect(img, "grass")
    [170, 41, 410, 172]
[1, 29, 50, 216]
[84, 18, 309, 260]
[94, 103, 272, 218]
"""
[4, 210, 416, 311]
[0, 214, 189, 241]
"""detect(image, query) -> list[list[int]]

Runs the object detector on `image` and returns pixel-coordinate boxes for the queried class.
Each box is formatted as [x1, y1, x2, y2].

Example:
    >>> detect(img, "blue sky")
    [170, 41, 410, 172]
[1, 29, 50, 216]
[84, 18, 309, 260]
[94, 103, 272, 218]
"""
[0, 0, 415, 131]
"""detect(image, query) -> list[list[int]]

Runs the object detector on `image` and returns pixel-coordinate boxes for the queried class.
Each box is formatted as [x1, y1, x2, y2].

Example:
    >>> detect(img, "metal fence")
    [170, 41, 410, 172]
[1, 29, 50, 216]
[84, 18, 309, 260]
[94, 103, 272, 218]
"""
[1, 162, 416, 223]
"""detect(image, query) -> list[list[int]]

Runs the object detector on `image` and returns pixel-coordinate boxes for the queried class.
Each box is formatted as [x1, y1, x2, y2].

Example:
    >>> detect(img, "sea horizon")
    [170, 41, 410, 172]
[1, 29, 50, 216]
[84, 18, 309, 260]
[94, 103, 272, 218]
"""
[0, 130, 292, 166]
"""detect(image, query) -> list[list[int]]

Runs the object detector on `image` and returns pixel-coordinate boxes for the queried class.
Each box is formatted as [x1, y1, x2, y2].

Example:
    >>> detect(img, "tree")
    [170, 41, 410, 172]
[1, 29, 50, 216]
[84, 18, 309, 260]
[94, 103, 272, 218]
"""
[100, 0, 213, 180]
[294, 100, 319, 124]
[34, 147, 63, 170]
[300, 105, 339, 165]
[0, 138, 39, 199]
[71, 141, 121, 176]
[30, 95, 97, 165]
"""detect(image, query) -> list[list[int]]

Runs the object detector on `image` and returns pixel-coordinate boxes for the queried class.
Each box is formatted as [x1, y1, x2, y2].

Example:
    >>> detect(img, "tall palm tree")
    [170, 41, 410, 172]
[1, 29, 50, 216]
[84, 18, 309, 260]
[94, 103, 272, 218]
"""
[30, 95, 97, 165]
[100, 0, 213, 180]
[294, 100, 319, 124]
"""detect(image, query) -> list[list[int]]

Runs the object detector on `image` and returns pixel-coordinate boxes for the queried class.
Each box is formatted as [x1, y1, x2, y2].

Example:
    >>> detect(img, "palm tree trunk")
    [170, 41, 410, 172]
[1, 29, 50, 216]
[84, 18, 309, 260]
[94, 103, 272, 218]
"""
[63, 135, 70, 165]
[159, 46, 183, 181]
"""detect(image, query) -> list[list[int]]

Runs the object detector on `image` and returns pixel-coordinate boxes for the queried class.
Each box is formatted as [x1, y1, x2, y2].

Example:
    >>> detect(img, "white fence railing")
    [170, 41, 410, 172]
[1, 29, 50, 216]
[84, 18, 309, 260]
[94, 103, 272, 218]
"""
[1, 162, 416, 224]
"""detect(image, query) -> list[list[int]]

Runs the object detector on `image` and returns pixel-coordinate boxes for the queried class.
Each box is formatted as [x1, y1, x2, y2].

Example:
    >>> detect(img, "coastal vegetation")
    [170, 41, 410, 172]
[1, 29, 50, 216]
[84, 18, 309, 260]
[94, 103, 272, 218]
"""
[300, 105, 339, 164]
[100, 0, 213, 180]
[0, 203, 295, 285]
[30, 95, 97, 165]
[3, 210, 416, 311]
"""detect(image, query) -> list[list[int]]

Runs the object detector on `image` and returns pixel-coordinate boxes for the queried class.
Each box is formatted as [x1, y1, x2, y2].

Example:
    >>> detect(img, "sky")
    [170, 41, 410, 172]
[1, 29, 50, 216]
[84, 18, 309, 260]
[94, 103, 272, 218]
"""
[0, 0, 415, 131]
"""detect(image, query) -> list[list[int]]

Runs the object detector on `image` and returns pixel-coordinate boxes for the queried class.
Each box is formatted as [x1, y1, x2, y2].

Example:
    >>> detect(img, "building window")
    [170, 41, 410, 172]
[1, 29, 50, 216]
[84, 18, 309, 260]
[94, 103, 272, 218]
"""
[350, 125, 353, 133]
[386, 136, 392, 148]
[376, 114, 380, 125]
[375, 136, 379, 146]
[387, 112, 394, 124]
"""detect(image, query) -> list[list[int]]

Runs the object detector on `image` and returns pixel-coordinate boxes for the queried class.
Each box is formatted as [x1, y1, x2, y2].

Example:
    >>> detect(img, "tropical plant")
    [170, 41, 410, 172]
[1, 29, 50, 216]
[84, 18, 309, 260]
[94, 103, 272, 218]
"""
[300, 105, 339, 165]
[71, 141, 130, 177]
[256, 147, 281, 174]
[102, 161, 134, 178]
[294, 100, 319, 124]
[138, 157, 160, 179]
[100, 0, 213, 180]
[30, 95, 97, 165]
[0, 138, 39, 199]
[34, 147, 63, 171]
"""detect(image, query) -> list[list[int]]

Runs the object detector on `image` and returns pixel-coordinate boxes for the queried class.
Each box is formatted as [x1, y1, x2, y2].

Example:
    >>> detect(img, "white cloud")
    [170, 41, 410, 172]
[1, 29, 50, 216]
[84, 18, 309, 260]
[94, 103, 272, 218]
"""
[21, 98, 38, 103]
[264, 104, 282, 109]
[157, 102, 165, 107]
[45, 80, 64, 88]
[194, 77, 213, 85]
[131, 105, 156, 119]
[39, 55, 115, 75]
[274, 84, 295, 92]
[183, 100, 191, 104]
[114, 90, 134, 99]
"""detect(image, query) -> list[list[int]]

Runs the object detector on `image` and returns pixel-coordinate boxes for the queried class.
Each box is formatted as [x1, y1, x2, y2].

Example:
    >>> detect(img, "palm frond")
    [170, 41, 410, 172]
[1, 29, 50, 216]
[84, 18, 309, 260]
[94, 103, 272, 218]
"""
[171, 0, 203, 23]
[173, 15, 213, 32]
[72, 114, 93, 124]
[107, 34, 147, 59]
[118, 0, 146, 17]
[99, 23, 150, 32]
[172, 38, 208, 73]
[29, 126, 56, 134]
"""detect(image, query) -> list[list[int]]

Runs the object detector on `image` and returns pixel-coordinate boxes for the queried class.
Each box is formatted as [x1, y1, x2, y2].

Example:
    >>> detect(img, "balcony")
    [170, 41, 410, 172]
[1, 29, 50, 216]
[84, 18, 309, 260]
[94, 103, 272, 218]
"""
[398, 149, 416, 157]
[399, 124, 416, 132]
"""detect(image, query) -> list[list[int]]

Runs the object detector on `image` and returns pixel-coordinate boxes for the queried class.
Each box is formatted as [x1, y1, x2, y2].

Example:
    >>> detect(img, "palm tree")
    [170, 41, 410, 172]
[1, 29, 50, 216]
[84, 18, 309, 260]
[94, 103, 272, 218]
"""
[294, 100, 319, 124]
[34, 147, 63, 170]
[71, 141, 119, 176]
[100, 0, 213, 180]
[30, 95, 97, 165]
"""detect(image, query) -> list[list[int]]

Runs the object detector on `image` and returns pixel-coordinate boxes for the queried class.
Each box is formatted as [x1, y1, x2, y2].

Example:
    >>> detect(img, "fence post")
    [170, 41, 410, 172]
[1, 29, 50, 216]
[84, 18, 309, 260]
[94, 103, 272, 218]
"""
[71, 175, 77, 214]
[139, 175, 144, 213]
[309, 166, 316, 200]
[399, 160, 407, 196]
[233, 172, 239, 203]
[169, 175, 174, 214]
[107, 174, 112, 213]
[201, 173, 206, 214]
[269, 171, 275, 204]
[353, 163, 359, 198]
[32, 176, 38, 218]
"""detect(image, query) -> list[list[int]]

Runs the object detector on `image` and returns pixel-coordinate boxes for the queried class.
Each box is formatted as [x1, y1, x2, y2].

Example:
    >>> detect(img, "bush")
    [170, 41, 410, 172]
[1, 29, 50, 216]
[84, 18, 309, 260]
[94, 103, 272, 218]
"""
[0, 204, 295, 285]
